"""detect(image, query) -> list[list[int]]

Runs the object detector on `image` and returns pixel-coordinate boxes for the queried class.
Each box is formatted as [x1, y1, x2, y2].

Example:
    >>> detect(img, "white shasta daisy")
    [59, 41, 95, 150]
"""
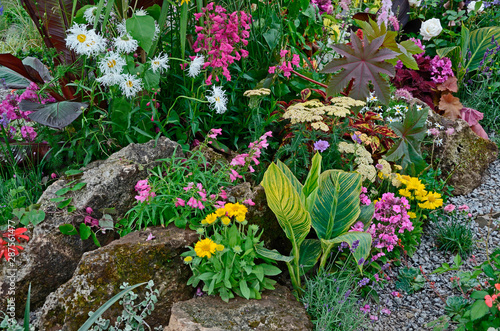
[66, 23, 107, 56]
[206, 85, 228, 114]
[97, 73, 123, 87]
[150, 53, 169, 73]
[98, 52, 126, 75]
[116, 20, 127, 35]
[187, 55, 205, 77]
[120, 74, 143, 98]
[114, 33, 139, 54]
[84, 7, 98, 24]
[135, 8, 147, 16]
[153, 21, 160, 41]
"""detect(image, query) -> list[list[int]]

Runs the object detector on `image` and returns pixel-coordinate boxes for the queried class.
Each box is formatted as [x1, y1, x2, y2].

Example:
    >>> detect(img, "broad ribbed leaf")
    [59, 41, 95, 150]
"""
[385, 104, 428, 174]
[468, 27, 500, 71]
[0, 67, 30, 89]
[255, 245, 294, 263]
[126, 15, 156, 53]
[0, 54, 45, 84]
[298, 239, 322, 275]
[436, 46, 458, 58]
[302, 152, 321, 200]
[321, 232, 372, 272]
[23, 100, 87, 129]
[358, 202, 375, 226]
[321, 34, 398, 105]
[311, 170, 362, 240]
[22, 57, 53, 83]
[276, 160, 303, 197]
[261, 162, 311, 250]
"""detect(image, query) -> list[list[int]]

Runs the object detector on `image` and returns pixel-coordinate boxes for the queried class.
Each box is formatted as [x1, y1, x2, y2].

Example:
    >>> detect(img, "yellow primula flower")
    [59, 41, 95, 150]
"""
[225, 203, 248, 218]
[418, 192, 443, 210]
[215, 208, 227, 217]
[408, 212, 417, 219]
[235, 213, 246, 223]
[201, 213, 218, 225]
[221, 216, 231, 226]
[184, 256, 193, 263]
[194, 238, 217, 258]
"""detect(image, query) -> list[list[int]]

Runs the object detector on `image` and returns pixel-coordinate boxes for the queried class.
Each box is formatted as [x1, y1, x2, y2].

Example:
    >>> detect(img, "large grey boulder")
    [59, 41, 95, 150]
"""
[427, 110, 498, 196]
[165, 285, 313, 331]
[0, 137, 182, 316]
[37, 225, 197, 330]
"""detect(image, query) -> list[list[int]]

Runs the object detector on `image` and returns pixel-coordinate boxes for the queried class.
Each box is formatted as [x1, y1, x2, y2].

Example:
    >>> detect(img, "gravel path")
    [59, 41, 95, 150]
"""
[370, 159, 500, 331]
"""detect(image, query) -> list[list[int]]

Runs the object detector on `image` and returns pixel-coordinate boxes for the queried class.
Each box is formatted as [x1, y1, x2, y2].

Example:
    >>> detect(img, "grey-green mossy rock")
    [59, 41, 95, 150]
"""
[0, 137, 183, 316]
[37, 225, 197, 330]
[427, 110, 498, 196]
[165, 285, 313, 331]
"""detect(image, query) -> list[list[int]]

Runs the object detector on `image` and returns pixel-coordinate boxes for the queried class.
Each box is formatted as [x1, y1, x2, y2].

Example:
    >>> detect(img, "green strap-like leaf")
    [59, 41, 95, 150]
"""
[302, 152, 321, 200]
[276, 159, 303, 198]
[321, 232, 372, 272]
[298, 239, 322, 275]
[311, 170, 362, 240]
[261, 163, 311, 250]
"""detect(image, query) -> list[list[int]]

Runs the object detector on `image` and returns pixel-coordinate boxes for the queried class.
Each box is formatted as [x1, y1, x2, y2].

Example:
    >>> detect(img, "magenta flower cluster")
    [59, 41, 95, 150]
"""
[311, 0, 333, 15]
[229, 131, 272, 182]
[193, 2, 251, 84]
[0, 82, 55, 142]
[360, 186, 371, 206]
[268, 50, 301, 78]
[134, 179, 156, 203]
[430, 55, 454, 83]
[175, 182, 228, 210]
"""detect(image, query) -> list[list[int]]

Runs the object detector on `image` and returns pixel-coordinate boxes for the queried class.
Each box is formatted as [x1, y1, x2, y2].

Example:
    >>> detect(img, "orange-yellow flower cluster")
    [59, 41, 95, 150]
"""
[395, 175, 443, 210]
[201, 202, 248, 226]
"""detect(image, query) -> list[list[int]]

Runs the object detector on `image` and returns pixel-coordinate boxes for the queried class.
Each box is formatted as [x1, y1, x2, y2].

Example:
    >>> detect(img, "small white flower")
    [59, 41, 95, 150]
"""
[66, 23, 107, 56]
[98, 52, 125, 75]
[97, 73, 123, 87]
[135, 8, 147, 16]
[386, 116, 395, 123]
[420, 18, 443, 41]
[187, 55, 205, 77]
[114, 33, 139, 54]
[468, 1, 485, 12]
[425, 119, 432, 127]
[404, 106, 409, 112]
[150, 53, 169, 73]
[84, 6, 98, 24]
[417, 105, 423, 111]
[435, 137, 443, 146]
[360, 106, 369, 113]
[435, 123, 444, 130]
[153, 21, 160, 41]
[120, 74, 143, 98]
[408, 0, 421, 7]
[366, 92, 378, 102]
[376, 106, 383, 112]
[395, 109, 403, 116]
[426, 129, 432, 136]
[206, 85, 228, 114]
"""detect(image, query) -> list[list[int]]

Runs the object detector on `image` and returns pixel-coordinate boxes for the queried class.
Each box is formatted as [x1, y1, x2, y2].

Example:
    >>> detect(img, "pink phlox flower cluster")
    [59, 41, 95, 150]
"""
[268, 50, 301, 78]
[377, 0, 394, 26]
[193, 2, 251, 84]
[243, 199, 255, 206]
[360, 186, 371, 206]
[20, 126, 37, 142]
[228, 131, 272, 182]
[338, 0, 351, 12]
[311, 0, 334, 15]
[208, 128, 223, 139]
[444, 204, 455, 212]
[430, 55, 454, 83]
[177, 183, 227, 210]
[371, 193, 413, 252]
[134, 179, 156, 203]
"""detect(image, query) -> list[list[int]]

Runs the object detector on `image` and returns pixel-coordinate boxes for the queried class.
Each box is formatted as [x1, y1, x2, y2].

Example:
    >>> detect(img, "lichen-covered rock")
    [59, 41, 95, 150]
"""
[0, 137, 182, 316]
[427, 110, 498, 195]
[165, 285, 313, 331]
[37, 226, 197, 330]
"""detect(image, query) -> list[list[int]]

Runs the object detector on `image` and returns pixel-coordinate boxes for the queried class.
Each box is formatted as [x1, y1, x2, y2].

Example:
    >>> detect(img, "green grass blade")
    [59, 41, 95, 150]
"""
[24, 283, 31, 331]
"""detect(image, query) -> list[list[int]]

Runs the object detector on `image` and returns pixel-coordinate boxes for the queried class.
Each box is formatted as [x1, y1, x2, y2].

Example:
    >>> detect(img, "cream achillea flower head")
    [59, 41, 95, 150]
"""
[338, 141, 355, 154]
[243, 88, 271, 97]
[150, 53, 169, 73]
[377, 159, 392, 176]
[187, 55, 205, 77]
[120, 74, 143, 98]
[356, 164, 377, 183]
[98, 52, 125, 75]
[66, 23, 106, 56]
[206, 85, 228, 114]
[114, 33, 139, 54]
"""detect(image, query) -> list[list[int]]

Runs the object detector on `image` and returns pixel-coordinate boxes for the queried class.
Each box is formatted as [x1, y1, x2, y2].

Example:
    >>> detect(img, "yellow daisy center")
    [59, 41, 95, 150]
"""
[107, 59, 117, 68]
[126, 80, 133, 88]
[77, 34, 87, 43]
[153, 60, 160, 66]
[215, 97, 220, 102]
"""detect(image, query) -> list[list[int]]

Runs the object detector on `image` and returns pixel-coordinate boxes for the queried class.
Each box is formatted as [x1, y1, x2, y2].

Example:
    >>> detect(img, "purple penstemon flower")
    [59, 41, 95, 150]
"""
[313, 140, 330, 152]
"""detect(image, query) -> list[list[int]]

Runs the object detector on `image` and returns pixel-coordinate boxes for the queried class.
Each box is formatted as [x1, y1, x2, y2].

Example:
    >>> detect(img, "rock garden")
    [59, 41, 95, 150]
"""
[0, 0, 499, 330]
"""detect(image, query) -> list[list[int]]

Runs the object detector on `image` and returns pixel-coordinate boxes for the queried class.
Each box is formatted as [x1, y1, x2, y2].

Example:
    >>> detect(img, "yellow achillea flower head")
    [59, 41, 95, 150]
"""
[418, 192, 443, 210]
[194, 238, 217, 258]
[201, 213, 218, 225]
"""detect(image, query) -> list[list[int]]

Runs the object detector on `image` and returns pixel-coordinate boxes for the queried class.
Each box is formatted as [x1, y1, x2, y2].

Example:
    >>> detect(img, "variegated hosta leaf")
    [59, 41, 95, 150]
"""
[311, 170, 362, 240]
[276, 160, 303, 198]
[261, 162, 311, 250]
[321, 232, 373, 272]
[255, 245, 294, 263]
[298, 239, 322, 276]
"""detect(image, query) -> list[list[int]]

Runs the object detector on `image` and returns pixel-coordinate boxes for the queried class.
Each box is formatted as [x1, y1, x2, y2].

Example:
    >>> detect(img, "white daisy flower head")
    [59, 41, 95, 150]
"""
[135, 8, 147, 16]
[150, 53, 169, 73]
[386, 116, 394, 123]
[116, 19, 127, 35]
[120, 74, 143, 98]
[98, 52, 125, 75]
[206, 85, 228, 114]
[66, 23, 107, 56]
[417, 105, 423, 111]
[435, 123, 444, 130]
[426, 129, 432, 136]
[84, 6, 98, 24]
[395, 109, 403, 115]
[367, 92, 378, 102]
[187, 55, 205, 77]
[114, 33, 138, 54]
[97, 73, 123, 87]
[435, 137, 443, 146]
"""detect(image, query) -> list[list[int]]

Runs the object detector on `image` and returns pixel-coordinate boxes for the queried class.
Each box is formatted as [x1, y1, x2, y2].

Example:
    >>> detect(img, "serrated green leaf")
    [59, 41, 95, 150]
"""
[470, 300, 489, 321]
